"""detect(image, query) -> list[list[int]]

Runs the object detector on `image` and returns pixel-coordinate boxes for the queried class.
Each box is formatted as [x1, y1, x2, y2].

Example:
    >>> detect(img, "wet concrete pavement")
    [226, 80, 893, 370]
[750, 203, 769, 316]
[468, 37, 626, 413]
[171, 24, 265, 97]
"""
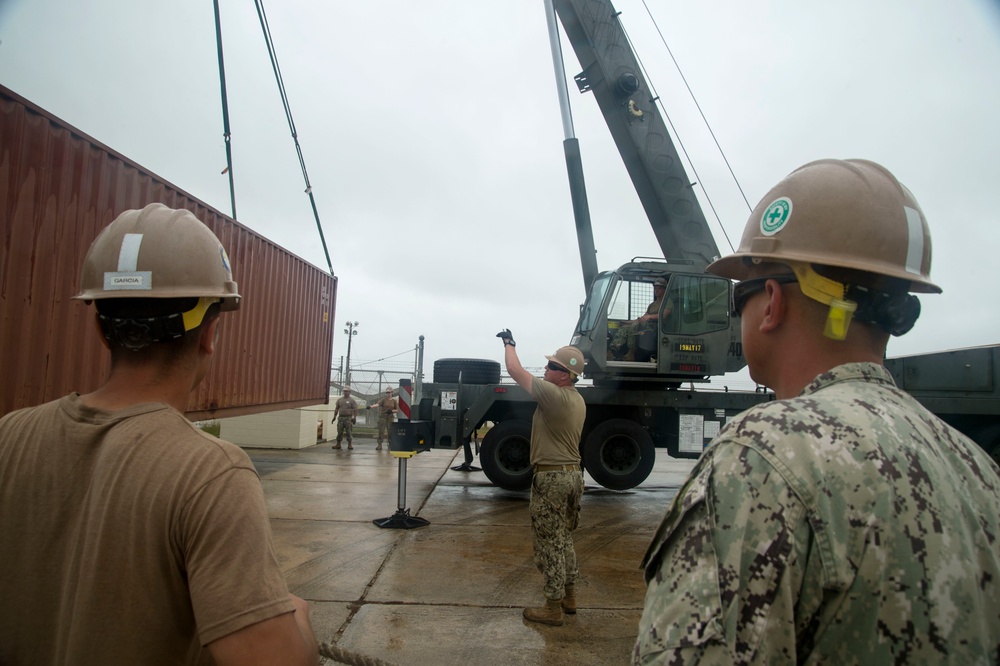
[248, 437, 696, 666]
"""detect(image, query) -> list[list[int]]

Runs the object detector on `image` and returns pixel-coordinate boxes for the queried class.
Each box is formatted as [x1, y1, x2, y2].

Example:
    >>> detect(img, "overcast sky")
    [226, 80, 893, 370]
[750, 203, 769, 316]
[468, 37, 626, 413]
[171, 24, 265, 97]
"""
[3, 0, 999, 390]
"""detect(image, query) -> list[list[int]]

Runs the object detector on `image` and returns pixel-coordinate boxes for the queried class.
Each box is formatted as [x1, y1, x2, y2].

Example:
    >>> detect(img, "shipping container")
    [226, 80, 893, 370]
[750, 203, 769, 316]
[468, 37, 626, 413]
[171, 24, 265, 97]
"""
[0, 84, 337, 419]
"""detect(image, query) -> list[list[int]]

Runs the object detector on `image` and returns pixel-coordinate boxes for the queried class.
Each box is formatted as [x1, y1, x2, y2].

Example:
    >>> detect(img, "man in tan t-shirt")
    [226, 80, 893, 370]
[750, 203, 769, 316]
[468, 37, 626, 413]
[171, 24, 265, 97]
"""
[0, 205, 317, 665]
[332, 386, 358, 450]
[498, 328, 586, 627]
[367, 388, 397, 450]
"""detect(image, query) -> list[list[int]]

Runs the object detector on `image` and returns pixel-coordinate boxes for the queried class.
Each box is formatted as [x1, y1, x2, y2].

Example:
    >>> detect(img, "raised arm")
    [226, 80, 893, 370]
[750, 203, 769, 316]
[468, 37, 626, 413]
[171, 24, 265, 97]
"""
[497, 329, 534, 394]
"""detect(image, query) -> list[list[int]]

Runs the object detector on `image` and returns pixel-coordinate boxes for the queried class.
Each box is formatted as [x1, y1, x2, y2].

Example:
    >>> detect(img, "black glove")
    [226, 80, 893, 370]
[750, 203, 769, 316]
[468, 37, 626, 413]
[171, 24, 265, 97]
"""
[352, 417, 357, 424]
[496, 328, 515, 347]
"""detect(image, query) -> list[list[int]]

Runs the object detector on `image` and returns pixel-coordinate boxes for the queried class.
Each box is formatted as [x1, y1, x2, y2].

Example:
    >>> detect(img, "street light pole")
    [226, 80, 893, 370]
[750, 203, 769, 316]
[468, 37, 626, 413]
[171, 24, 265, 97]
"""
[344, 321, 359, 386]
[415, 335, 425, 403]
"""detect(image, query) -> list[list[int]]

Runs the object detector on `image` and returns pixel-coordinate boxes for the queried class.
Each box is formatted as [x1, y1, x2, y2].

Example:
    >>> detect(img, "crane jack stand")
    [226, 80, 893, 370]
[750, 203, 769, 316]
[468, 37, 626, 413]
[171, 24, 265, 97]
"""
[450, 439, 481, 472]
[373, 451, 429, 530]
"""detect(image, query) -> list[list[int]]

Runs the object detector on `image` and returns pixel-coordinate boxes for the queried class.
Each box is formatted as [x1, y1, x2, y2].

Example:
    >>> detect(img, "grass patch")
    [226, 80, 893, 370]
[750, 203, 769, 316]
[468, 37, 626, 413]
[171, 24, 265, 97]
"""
[196, 420, 221, 437]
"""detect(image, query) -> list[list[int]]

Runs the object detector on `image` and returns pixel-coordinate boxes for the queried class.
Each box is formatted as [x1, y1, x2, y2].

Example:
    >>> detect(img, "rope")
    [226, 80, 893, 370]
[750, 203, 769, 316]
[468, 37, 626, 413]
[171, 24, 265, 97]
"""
[319, 641, 399, 666]
[252, 0, 335, 276]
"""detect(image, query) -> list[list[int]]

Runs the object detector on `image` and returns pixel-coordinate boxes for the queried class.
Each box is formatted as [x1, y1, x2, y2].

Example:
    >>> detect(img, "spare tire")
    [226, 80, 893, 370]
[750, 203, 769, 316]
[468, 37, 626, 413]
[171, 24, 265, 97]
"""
[433, 358, 501, 385]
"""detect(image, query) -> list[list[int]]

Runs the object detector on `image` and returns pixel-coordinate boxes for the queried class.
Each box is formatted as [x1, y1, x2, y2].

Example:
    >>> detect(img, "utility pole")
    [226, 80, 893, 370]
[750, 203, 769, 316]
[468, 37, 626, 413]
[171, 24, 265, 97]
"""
[415, 335, 425, 403]
[344, 321, 359, 385]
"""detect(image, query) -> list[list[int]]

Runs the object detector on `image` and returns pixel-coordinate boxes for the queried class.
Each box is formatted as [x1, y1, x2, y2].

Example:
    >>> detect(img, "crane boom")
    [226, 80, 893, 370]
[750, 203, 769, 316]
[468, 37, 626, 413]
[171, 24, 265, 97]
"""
[553, 0, 720, 270]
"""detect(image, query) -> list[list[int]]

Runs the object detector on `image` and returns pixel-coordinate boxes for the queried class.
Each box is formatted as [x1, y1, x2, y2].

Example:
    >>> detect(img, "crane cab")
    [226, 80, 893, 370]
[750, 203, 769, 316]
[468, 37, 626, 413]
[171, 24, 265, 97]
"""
[570, 261, 747, 386]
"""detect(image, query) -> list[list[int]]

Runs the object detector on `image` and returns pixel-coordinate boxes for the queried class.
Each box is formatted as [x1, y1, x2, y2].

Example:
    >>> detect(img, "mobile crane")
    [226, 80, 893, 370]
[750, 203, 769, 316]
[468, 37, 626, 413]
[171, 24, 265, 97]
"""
[404, 0, 1000, 490]
[550, 0, 747, 387]
[410, 0, 773, 491]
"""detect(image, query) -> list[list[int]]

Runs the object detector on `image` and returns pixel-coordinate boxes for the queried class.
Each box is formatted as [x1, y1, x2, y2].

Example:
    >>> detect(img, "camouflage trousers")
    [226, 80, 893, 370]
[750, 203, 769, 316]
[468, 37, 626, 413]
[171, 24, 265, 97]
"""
[336, 416, 354, 443]
[611, 322, 653, 358]
[612, 322, 640, 350]
[530, 470, 584, 601]
[377, 413, 393, 444]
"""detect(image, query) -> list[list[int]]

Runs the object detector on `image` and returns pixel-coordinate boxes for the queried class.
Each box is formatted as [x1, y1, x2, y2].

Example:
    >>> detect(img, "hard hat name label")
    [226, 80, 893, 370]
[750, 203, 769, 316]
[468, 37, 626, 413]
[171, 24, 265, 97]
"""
[104, 272, 152, 290]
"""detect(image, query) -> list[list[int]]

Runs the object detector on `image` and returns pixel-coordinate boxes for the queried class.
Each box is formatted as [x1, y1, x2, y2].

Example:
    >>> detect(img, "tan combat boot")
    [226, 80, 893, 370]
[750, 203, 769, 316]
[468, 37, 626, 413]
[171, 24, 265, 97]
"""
[562, 585, 576, 614]
[523, 598, 564, 626]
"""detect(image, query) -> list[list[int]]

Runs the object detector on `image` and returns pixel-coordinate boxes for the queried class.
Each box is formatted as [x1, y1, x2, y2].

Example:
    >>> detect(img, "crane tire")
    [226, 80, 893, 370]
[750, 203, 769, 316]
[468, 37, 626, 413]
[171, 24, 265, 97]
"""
[583, 418, 655, 491]
[480, 420, 533, 491]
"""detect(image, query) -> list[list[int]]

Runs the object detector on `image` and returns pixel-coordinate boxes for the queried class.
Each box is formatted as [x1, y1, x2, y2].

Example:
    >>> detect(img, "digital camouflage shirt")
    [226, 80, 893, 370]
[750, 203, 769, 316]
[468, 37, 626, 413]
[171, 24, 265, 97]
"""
[634, 362, 1000, 665]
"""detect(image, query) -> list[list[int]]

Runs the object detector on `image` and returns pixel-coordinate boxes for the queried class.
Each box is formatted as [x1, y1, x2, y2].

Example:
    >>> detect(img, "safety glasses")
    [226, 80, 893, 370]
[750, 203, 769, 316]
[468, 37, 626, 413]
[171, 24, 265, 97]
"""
[546, 362, 568, 373]
[732, 274, 798, 316]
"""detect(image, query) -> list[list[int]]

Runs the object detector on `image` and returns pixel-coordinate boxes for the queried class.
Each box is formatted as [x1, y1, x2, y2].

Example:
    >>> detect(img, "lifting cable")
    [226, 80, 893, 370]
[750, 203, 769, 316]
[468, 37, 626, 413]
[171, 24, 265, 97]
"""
[626, 1, 755, 253]
[253, 0, 335, 276]
[616, 16, 734, 253]
[212, 0, 335, 275]
[212, 0, 238, 220]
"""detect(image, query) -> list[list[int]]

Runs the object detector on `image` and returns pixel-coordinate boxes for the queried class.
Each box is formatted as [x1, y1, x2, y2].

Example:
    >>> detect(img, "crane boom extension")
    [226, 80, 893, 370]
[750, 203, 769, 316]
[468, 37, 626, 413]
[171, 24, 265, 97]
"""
[544, 0, 599, 293]
[553, 0, 720, 270]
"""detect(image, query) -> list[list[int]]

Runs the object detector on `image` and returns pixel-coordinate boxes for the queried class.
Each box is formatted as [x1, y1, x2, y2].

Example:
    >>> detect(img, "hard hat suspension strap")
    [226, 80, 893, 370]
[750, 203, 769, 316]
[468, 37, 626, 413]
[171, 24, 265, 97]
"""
[98, 297, 220, 351]
[788, 262, 857, 341]
[181, 297, 221, 332]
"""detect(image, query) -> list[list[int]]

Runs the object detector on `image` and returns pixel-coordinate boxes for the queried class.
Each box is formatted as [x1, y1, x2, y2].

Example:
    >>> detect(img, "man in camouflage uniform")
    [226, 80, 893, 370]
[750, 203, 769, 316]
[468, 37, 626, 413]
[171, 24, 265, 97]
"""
[633, 159, 1000, 664]
[367, 388, 397, 450]
[498, 329, 586, 627]
[611, 277, 672, 361]
[332, 386, 358, 450]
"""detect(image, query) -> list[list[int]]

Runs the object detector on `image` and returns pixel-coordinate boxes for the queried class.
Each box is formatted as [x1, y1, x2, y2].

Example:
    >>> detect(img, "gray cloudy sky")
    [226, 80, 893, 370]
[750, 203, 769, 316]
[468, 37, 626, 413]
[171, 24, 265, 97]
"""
[2, 0, 999, 389]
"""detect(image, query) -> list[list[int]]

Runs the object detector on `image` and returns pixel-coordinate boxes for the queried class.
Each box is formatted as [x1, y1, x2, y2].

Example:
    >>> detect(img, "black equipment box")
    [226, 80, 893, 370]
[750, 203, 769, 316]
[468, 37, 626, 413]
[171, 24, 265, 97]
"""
[389, 420, 433, 453]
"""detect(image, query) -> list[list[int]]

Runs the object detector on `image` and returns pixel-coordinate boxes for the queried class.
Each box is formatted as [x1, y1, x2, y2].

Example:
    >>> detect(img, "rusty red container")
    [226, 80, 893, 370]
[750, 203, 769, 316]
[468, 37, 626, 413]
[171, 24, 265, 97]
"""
[1, 85, 337, 419]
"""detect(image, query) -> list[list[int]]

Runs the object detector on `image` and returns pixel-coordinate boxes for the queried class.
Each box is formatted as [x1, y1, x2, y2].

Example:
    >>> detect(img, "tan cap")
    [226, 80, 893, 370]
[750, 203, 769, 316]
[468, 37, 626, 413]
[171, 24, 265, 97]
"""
[653, 277, 667, 287]
[707, 159, 940, 293]
[73, 203, 241, 309]
[545, 346, 585, 377]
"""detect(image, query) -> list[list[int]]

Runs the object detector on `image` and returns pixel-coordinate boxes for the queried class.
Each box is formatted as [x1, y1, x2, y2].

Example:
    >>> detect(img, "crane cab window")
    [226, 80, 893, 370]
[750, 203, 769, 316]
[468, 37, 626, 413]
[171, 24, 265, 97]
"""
[575, 272, 731, 339]
[606, 280, 656, 322]
[663, 275, 730, 335]
[577, 272, 615, 334]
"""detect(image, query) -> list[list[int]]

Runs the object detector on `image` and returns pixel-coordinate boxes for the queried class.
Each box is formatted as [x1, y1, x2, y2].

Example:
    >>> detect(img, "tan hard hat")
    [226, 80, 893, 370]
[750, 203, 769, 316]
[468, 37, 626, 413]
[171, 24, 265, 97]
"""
[546, 346, 585, 377]
[73, 203, 241, 309]
[707, 159, 941, 294]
